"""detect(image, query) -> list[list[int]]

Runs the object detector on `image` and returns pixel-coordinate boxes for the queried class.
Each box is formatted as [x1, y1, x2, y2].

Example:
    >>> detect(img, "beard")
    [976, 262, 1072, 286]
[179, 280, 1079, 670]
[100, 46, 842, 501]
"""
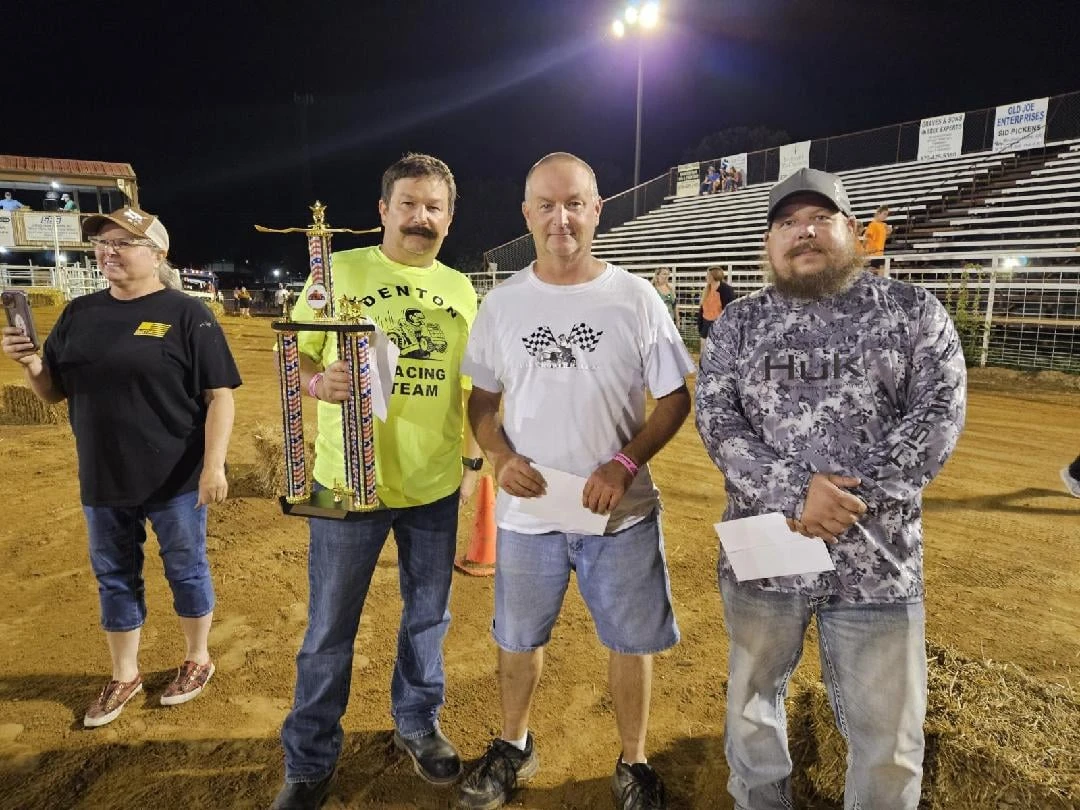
[764, 239, 865, 299]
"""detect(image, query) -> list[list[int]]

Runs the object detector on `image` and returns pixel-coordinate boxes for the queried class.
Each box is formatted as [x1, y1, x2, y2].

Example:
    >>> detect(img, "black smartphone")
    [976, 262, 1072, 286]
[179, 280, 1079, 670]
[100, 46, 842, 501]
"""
[2, 289, 39, 349]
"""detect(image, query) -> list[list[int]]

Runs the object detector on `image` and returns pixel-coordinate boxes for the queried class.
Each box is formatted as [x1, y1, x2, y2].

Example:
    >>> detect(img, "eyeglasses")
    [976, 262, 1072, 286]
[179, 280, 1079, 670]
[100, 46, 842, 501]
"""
[89, 236, 156, 251]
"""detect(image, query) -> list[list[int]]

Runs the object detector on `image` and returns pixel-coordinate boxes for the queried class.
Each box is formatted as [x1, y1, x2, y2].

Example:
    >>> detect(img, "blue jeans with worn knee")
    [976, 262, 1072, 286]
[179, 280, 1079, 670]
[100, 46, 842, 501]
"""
[83, 490, 214, 631]
[720, 578, 926, 810]
[281, 488, 459, 782]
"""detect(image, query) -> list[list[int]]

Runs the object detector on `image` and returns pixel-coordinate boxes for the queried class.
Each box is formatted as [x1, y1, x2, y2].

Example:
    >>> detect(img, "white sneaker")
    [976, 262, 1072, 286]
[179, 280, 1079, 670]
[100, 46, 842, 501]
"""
[1060, 467, 1080, 498]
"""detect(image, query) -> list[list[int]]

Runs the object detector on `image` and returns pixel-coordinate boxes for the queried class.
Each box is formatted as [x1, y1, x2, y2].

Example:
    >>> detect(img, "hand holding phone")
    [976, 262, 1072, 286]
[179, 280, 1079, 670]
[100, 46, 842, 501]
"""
[2, 289, 39, 357]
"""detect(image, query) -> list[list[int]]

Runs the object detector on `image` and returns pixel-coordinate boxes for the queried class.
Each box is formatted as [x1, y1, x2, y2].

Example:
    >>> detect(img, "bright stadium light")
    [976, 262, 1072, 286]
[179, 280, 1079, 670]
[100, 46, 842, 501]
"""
[641, 2, 660, 27]
[612, 2, 662, 212]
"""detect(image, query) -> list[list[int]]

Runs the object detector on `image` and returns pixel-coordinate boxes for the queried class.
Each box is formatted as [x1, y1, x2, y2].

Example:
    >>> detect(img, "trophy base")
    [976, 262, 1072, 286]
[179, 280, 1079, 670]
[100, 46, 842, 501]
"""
[279, 490, 380, 520]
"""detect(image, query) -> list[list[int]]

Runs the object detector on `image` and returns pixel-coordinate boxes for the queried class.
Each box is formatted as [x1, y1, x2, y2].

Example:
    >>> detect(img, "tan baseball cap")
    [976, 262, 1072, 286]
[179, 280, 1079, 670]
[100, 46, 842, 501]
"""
[82, 206, 170, 252]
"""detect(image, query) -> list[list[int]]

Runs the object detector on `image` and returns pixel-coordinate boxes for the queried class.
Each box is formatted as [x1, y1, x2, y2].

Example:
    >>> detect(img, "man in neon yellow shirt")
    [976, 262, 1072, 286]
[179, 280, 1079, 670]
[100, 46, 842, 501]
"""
[272, 154, 481, 810]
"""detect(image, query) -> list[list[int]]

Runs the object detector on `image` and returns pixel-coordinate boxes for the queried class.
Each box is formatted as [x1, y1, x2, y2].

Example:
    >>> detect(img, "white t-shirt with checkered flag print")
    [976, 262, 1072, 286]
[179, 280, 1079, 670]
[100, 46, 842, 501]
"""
[463, 263, 695, 534]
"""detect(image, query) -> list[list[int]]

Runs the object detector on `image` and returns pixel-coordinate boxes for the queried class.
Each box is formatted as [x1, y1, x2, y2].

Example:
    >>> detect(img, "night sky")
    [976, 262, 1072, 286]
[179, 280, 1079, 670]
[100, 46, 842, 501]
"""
[4, 0, 1078, 278]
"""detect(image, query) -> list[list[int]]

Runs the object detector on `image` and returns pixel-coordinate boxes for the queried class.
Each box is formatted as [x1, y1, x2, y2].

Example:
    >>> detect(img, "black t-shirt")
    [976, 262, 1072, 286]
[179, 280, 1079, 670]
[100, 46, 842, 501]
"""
[719, 282, 737, 308]
[43, 288, 242, 507]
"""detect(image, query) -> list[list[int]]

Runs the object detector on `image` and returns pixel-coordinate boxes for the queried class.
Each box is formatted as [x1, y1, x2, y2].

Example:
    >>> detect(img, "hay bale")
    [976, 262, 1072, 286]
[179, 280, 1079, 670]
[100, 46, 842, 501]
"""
[26, 288, 65, 308]
[0, 385, 67, 425]
[235, 420, 317, 499]
[248, 421, 288, 498]
[792, 643, 1080, 808]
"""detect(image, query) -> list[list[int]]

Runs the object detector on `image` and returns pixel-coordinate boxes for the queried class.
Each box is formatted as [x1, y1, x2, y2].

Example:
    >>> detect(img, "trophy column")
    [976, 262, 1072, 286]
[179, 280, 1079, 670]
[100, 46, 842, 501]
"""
[259, 202, 382, 520]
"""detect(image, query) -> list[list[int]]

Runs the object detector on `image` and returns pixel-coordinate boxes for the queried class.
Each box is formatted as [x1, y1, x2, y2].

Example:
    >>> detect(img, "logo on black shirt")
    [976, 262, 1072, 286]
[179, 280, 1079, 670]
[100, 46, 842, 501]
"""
[134, 322, 171, 338]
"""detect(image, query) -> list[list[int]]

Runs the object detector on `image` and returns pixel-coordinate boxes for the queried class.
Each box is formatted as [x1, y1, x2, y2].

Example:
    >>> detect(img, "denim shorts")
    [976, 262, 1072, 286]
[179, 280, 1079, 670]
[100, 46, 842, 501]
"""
[493, 510, 679, 655]
[82, 489, 215, 632]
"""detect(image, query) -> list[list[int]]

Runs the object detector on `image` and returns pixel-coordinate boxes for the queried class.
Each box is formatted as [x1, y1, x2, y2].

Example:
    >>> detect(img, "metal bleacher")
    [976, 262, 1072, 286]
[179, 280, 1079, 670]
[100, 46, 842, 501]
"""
[589, 141, 1080, 371]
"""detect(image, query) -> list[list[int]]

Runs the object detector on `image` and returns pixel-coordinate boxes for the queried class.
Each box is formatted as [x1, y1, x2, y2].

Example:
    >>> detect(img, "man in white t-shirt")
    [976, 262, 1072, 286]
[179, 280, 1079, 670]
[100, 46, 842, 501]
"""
[458, 153, 694, 810]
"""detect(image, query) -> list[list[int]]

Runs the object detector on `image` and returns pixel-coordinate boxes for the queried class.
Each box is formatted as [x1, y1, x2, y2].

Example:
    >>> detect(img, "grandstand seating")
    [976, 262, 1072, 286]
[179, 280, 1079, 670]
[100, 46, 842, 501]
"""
[592, 150, 1019, 276]
[582, 140, 1080, 370]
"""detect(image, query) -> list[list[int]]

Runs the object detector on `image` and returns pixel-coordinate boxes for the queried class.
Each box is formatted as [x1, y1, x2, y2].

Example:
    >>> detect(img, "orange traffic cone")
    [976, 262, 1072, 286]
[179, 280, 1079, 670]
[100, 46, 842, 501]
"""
[455, 475, 496, 577]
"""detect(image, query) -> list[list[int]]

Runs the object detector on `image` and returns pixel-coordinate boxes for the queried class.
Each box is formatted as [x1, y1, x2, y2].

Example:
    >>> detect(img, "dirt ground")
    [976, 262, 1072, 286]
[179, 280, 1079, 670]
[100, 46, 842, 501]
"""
[0, 306, 1077, 810]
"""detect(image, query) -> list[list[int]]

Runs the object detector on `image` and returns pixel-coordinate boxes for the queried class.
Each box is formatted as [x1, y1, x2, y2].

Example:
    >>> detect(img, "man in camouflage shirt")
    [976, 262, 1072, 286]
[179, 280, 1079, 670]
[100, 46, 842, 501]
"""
[696, 168, 966, 810]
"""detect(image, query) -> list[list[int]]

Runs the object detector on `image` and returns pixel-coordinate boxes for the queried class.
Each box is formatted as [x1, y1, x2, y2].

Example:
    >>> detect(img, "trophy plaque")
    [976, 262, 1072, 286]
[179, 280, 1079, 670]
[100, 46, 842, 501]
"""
[256, 202, 382, 519]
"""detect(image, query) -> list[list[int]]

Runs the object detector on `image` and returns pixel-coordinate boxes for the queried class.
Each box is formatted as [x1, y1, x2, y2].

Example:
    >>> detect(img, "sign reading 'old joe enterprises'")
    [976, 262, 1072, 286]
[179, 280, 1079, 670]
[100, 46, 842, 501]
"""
[992, 97, 1049, 152]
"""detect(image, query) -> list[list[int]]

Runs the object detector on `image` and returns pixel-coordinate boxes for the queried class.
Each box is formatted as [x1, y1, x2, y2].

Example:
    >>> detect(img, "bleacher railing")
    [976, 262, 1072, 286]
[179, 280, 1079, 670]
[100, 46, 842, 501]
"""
[467, 249, 1080, 373]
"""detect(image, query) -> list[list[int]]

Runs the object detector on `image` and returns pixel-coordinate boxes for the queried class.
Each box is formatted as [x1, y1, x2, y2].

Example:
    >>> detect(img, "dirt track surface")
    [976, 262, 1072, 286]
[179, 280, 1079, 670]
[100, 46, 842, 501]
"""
[0, 309, 1077, 809]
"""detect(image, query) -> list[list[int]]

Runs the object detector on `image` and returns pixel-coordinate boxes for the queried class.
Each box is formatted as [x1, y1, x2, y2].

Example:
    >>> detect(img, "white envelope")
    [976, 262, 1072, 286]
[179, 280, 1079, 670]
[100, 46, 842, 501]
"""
[513, 464, 610, 535]
[367, 323, 400, 422]
[715, 512, 835, 582]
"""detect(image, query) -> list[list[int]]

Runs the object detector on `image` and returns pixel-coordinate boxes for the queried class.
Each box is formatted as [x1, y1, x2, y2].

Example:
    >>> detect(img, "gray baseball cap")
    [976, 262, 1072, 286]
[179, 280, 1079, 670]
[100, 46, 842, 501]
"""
[767, 168, 852, 224]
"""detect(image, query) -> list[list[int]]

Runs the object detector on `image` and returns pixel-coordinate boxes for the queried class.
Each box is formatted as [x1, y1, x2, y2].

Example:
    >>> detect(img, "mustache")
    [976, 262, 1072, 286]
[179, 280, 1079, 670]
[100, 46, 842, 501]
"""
[401, 225, 437, 239]
[786, 243, 826, 259]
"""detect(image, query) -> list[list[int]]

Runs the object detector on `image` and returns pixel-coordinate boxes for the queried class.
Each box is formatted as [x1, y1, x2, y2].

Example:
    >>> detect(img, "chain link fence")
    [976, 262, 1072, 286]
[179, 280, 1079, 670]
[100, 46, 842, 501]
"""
[889, 251, 1080, 372]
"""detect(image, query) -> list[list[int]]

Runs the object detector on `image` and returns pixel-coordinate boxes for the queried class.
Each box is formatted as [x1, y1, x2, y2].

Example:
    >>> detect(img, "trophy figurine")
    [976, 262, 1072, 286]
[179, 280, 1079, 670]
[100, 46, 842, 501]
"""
[256, 202, 382, 519]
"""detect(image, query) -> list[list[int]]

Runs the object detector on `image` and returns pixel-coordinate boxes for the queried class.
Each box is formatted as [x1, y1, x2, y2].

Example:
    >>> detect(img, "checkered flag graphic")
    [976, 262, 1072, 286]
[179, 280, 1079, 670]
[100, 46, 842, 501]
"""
[521, 325, 557, 357]
[567, 322, 603, 352]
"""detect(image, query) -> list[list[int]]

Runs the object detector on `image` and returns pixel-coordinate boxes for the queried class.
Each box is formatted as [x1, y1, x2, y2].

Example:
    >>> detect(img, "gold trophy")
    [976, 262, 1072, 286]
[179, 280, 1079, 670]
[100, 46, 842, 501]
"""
[256, 202, 382, 519]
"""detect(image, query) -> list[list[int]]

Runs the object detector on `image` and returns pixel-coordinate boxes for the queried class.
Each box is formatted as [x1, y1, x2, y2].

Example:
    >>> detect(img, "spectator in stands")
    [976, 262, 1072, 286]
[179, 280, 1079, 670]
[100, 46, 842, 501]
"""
[696, 167, 966, 810]
[651, 266, 677, 320]
[722, 167, 738, 193]
[0, 205, 241, 729]
[459, 152, 692, 810]
[697, 266, 736, 339]
[700, 165, 722, 195]
[861, 205, 893, 269]
[0, 191, 23, 211]
[235, 286, 252, 318]
[61, 193, 78, 212]
[732, 166, 744, 190]
[1061, 454, 1080, 498]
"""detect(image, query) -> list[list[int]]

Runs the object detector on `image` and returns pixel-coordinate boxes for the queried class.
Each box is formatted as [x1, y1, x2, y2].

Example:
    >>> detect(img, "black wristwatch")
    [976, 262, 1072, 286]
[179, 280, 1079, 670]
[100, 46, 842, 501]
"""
[462, 456, 484, 471]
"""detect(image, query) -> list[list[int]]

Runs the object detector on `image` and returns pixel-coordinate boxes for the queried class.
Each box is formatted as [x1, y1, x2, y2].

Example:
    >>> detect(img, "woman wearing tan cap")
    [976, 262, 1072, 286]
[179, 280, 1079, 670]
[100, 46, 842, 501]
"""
[0, 205, 242, 727]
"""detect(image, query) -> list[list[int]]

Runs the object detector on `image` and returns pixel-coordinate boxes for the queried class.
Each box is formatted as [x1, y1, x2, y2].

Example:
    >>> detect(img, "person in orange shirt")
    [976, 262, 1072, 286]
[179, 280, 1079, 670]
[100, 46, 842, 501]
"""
[861, 205, 892, 256]
[860, 205, 893, 276]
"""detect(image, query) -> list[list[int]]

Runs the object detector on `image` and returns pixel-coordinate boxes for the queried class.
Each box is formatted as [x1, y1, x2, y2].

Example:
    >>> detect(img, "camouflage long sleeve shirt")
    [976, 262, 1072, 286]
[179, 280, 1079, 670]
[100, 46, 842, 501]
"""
[696, 272, 967, 603]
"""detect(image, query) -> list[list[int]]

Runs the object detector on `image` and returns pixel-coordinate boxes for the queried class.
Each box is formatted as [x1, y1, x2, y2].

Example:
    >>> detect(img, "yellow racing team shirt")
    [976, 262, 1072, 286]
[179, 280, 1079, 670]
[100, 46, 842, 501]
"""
[294, 246, 477, 507]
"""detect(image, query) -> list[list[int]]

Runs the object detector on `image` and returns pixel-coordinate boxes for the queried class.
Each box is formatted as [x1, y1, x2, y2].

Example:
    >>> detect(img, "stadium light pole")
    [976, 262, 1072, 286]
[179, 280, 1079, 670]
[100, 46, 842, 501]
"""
[613, 2, 660, 213]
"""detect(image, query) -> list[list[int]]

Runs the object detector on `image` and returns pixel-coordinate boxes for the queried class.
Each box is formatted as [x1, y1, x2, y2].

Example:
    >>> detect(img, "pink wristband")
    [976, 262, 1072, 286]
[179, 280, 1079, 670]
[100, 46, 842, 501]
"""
[307, 372, 324, 400]
[613, 452, 639, 477]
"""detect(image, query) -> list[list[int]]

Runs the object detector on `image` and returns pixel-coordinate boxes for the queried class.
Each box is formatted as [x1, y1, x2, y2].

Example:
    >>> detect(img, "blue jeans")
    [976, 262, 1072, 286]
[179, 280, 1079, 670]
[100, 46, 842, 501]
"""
[493, 511, 678, 655]
[82, 490, 214, 631]
[281, 488, 459, 782]
[720, 578, 926, 810]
